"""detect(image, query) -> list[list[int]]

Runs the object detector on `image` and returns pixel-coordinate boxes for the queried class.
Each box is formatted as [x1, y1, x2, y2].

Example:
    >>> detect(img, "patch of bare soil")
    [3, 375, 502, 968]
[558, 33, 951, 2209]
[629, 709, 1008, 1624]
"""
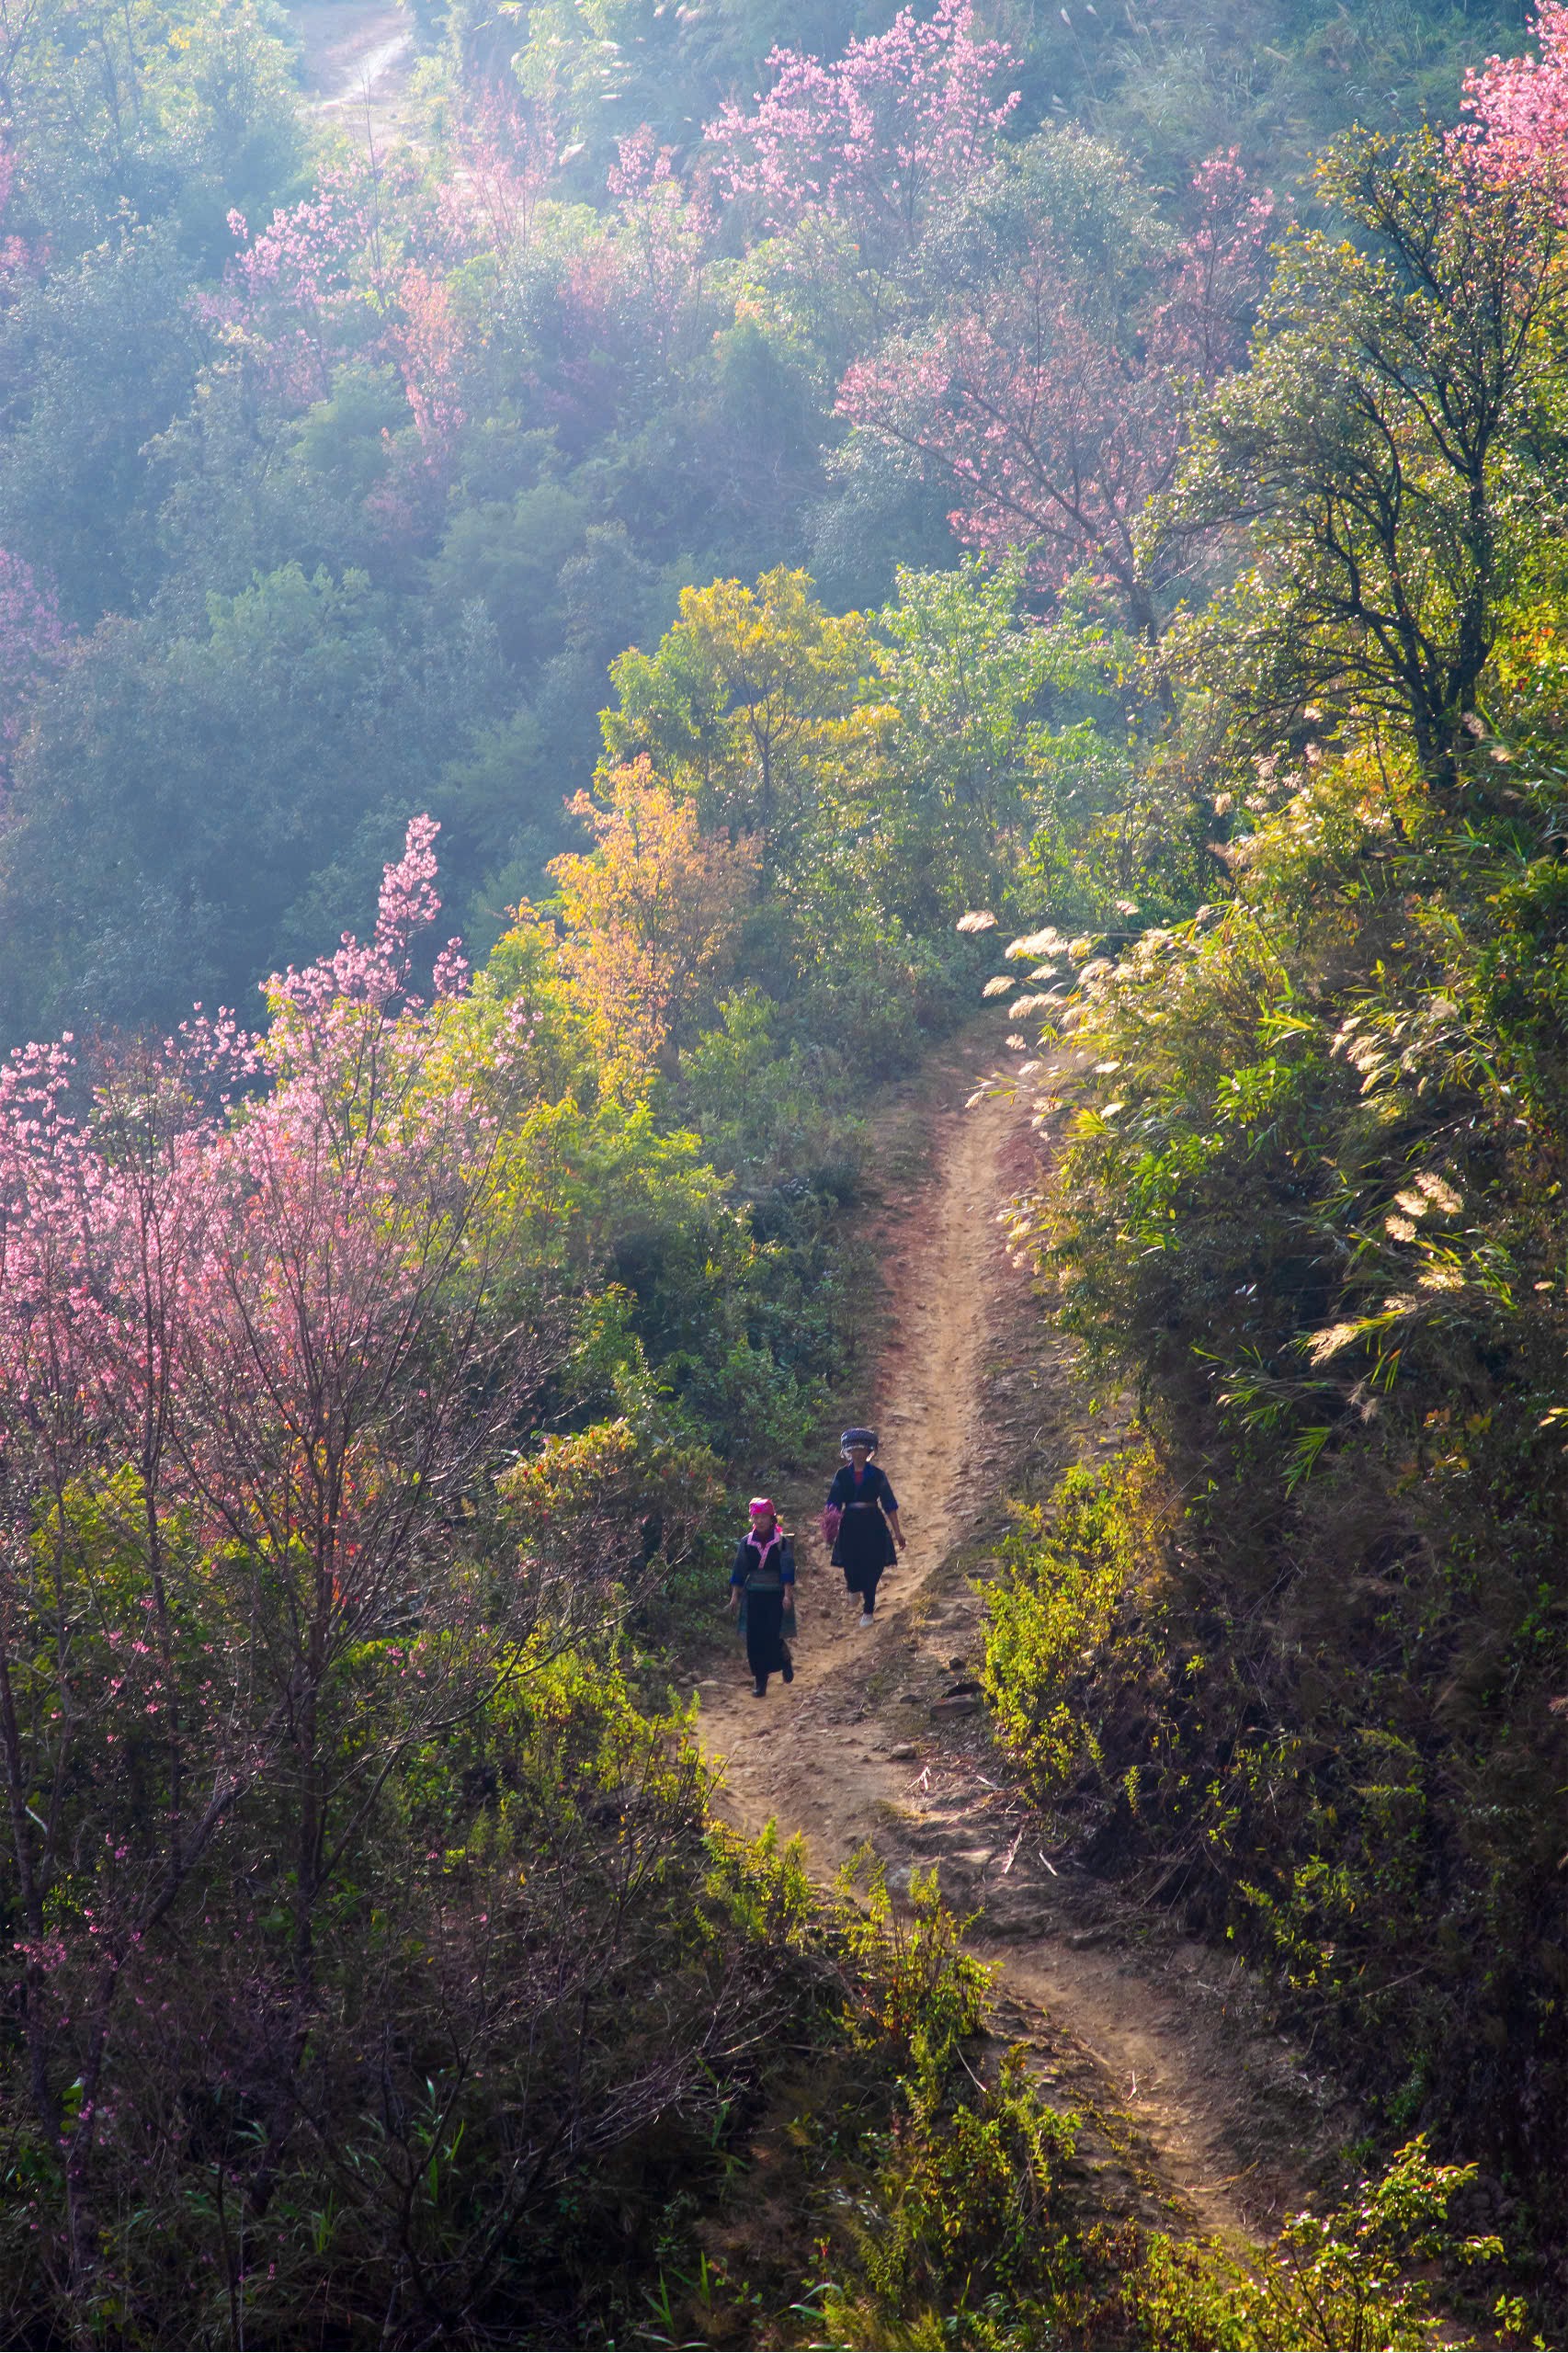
[697, 1047, 1353, 2246]
[288, 0, 420, 148]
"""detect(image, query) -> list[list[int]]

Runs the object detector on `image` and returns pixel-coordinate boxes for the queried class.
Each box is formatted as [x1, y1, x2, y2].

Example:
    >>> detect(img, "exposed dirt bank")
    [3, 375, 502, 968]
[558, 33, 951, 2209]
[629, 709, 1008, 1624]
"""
[290, 0, 419, 146]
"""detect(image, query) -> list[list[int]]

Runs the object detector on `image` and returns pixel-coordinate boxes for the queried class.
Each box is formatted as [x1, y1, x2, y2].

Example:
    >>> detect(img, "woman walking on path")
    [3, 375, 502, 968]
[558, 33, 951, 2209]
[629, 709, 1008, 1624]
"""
[824, 1428, 904, 1627]
[728, 1497, 797, 1698]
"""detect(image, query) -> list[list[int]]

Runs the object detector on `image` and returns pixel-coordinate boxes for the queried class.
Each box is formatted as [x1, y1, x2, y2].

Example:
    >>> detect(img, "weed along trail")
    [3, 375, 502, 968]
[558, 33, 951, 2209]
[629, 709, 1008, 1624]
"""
[697, 1055, 1342, 2247]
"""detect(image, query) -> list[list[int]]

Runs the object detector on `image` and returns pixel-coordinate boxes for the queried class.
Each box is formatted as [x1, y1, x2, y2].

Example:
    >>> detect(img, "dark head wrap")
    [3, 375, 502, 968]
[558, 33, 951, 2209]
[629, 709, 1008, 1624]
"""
[840, 1427, 878, 1457]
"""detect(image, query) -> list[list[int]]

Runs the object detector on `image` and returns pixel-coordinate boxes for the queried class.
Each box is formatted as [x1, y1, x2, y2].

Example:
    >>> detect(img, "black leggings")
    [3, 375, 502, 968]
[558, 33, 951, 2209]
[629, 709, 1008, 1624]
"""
[845, 1569, 881, 1614]
[744, 1587, 790, 1687]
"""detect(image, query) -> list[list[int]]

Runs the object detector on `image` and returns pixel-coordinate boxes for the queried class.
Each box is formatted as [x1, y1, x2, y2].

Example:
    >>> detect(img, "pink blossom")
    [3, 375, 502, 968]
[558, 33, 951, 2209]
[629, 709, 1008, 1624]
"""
[839, 151, 1272, 634]
[706, 0, 1018, 276]
[551, 135, 714, 384]
[208, 159, 477, 464]
[1460, 5, 1568, 202]
[392, 264, 467, 456]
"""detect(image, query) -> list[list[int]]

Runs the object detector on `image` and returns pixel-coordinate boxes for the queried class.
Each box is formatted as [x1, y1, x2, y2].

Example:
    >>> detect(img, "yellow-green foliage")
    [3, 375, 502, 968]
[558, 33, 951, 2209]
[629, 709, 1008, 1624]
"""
[821, 2041, 1079, 2353]
[833, 1857, 991, 2055]
[497, 1414, 723, 1582]
[1126, 2137, 1506, 2353]
[803, 1910, 1511, 2353]
[982, 1450, 1167, 1804]
[1003, 665, 1568, 2234]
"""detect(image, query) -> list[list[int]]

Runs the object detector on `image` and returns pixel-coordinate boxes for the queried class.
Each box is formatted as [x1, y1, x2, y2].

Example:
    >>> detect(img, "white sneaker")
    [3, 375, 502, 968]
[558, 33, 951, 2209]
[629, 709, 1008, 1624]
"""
[858, 1610, 873, 1628]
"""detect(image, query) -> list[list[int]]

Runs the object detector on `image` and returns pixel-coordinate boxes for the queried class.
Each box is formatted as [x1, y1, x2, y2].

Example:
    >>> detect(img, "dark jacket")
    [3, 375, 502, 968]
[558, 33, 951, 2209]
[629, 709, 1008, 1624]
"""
[730, 1529, 796, 1591]
[825, 1463, 899, 1515]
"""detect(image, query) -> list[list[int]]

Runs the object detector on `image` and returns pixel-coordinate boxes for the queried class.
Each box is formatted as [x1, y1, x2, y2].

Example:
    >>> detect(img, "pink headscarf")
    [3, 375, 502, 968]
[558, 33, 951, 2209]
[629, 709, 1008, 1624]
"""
[748, 1496, 777, 1521]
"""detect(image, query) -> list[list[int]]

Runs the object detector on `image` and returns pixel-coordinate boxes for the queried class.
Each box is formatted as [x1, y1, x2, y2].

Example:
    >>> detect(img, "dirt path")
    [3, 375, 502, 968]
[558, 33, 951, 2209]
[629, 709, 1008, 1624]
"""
[290, 0, 419, 146]
[698, 1061, 1346, 2245]
[698, 1084, 1021, 1859]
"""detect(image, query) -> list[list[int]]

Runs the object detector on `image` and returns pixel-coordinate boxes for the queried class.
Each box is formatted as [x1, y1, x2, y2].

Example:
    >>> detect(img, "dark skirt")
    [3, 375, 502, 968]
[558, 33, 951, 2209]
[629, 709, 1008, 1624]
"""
[832, 1508, 896, 1591]
[743, 1586, 789, 1680]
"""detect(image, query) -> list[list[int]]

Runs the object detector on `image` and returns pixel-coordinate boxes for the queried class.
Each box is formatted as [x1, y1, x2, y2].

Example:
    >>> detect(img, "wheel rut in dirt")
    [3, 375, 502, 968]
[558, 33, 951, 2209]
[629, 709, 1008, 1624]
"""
[697, 1054, 1346, 2245]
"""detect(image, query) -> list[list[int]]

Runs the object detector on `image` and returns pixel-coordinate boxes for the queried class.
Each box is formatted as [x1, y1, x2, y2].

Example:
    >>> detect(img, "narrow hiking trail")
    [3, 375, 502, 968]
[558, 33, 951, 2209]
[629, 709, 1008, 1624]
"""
[290, 0, 418, 144]
[697, 1053, 1348, 2246]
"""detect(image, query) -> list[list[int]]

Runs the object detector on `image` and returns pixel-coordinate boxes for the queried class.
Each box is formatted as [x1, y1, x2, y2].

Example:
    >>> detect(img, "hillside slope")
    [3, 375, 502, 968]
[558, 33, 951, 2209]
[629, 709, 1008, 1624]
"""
[698, 1052, 1347, 2246]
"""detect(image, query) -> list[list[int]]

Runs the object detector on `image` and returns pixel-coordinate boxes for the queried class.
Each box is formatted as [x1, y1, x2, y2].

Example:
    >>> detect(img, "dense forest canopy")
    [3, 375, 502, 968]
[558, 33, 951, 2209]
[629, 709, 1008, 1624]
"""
[2, 0, 1568, 2341]
[0, 0, 1532, 1040]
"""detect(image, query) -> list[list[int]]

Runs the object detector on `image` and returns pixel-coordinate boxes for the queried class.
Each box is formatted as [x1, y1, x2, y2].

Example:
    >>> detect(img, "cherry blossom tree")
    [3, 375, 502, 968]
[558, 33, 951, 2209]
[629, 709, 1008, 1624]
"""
[214, 165, 386, 407]
[440, 99, 553, 260]
[214, 160, 472, 462]
[1460, 4, 1568, 200]
[602, 127, 713, 367]
[0, 820, 566, 2315]
[837, 151, 1273, 642]
[551, 130, 716, 393]
[215, 132, 726, 490]
[388, 261, 468, 451]
[1155, 150, 1277, 383]
[705, 0, 1018, 278]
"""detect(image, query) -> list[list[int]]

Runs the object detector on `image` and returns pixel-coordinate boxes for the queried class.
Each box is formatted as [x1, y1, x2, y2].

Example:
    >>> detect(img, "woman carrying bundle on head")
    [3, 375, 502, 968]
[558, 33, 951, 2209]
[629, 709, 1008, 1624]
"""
[727, 1496, 797, 1699]
[823, 1428, 904, 1627]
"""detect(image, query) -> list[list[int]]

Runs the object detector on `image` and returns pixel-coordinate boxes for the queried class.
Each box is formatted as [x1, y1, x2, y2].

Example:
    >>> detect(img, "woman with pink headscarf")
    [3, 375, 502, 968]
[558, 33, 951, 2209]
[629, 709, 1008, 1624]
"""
[727, 1497, 797, 1698]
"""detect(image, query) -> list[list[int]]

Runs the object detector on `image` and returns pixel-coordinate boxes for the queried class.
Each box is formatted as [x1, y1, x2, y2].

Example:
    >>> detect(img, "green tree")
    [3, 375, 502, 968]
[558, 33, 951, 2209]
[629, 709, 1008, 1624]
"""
[0, 220, 204, 620]
[0, 565, 503, 1040]
[1165, 129, 1566, 792]
[600, 565, 881, 870]
[0, 0, 301, 257]
[872, 555, 1056, 913]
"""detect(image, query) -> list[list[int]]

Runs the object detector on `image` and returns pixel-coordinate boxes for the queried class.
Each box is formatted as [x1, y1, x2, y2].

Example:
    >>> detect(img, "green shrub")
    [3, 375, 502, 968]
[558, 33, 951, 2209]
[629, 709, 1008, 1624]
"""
[983, 1450, 1170, 1809]
[1127, 2137, 1506, 2353]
